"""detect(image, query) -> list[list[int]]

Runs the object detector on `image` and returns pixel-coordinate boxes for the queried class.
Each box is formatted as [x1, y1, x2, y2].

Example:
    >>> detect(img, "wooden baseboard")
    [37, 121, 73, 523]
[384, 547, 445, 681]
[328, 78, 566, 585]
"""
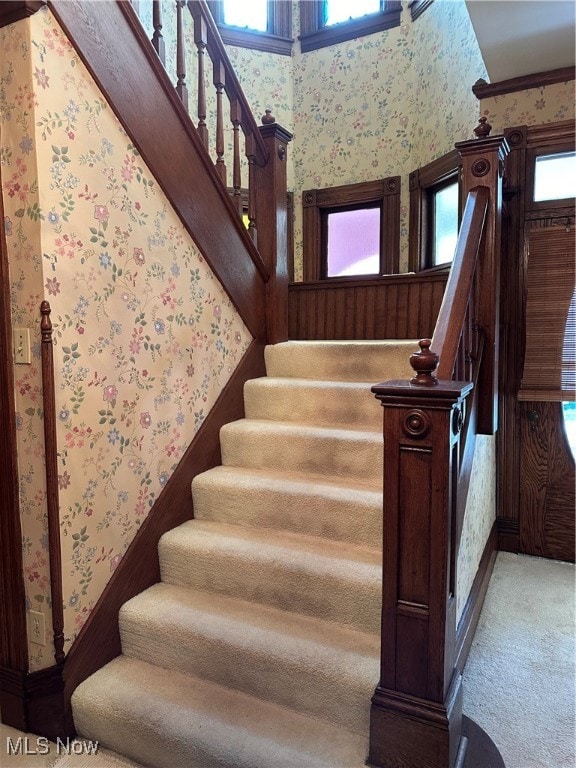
[0, 663, 72, 739]
[455, 521, 498, 673]
[497, 516, 520, 553]
[61, 340, 266, 730]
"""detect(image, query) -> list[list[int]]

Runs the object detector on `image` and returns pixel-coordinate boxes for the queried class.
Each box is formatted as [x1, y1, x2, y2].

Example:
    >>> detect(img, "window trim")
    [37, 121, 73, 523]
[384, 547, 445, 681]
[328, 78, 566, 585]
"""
[302, 177, 401, 281]
[526, 144, 576, 213]
[408, 149, 461, 272]
[207, 0, 293, 56]
[299, 0, 402, 53]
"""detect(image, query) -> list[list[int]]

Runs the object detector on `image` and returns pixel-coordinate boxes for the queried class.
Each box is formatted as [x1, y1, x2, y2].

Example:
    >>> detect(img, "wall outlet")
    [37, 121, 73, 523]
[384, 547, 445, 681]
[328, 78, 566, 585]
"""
[29, 610, 46, 646]
[13, 327, 32, 365]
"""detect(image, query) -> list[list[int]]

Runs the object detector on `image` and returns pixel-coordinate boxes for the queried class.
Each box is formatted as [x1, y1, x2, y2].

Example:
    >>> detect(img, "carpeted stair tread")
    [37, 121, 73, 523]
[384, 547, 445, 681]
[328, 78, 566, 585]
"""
[264, 339, 417, 382]
[243, 376, 382, 430]
[220, 419, 383, 483]
[192, 465, 382, 547]
[120, 582, 379, 732]
[72, 656, 369, 768]
[159, 520, 381, 634]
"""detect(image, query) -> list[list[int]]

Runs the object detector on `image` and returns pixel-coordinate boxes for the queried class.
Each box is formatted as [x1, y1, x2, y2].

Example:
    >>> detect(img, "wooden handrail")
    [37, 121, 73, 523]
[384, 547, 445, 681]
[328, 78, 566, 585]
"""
[40, 301, 65, 666]
[432, 186, 489, 379]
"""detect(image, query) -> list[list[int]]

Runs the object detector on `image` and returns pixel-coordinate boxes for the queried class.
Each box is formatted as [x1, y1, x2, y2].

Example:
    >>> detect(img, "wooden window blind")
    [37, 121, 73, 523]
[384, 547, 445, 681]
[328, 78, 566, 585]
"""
[519, 221, 575, 402]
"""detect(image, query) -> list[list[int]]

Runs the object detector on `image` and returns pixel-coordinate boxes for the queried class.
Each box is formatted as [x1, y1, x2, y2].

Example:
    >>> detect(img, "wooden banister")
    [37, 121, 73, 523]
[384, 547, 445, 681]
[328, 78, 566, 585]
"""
[40, 301, 65, 666]
[369, 126, 509, 768]
[433, 186, 489, 379]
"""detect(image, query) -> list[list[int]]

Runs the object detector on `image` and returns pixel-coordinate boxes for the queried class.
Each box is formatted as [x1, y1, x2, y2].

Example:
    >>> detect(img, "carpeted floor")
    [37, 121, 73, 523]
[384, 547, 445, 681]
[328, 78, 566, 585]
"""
[463, 551, 576, 768]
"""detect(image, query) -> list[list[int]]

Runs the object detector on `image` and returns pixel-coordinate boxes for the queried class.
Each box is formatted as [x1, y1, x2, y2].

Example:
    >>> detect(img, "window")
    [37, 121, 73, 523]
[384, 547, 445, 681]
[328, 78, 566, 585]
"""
[431, 180, 459, 266]
[302, 178, 400, 281]
[299, 0, 402, 52]
[534, 152, 576, 202]
[207, 0, 292, 55]
[408, 150, 461, 272]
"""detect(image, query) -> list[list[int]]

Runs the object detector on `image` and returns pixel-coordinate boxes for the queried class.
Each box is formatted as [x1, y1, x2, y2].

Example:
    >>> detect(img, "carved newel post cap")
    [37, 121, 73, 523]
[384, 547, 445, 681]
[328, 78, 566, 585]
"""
[410, 339, 439, 386]
[261, 109, 276, 125]
[474, 116, 492, 138]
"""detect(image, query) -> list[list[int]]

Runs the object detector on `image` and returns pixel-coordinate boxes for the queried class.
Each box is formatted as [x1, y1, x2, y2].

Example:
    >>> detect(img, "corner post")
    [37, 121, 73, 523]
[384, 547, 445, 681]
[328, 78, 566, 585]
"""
[254, 111, 292, 344]
[456, 122, 509, 434]
[368, 341, 473, 768]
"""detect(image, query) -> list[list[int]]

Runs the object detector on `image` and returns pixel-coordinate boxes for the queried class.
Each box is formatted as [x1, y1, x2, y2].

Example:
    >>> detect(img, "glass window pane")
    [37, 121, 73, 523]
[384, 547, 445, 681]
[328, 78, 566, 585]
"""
[222, 0, 268, 31]
[433, 182, 459, 266]
[326, 0, 381, 26]
[534, 152, 576, 202]
[326, 208, 380, 277]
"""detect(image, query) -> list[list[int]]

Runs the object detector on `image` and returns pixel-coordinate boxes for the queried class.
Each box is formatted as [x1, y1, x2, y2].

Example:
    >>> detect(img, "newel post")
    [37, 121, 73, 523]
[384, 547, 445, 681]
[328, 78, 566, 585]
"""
[254, 111, 292, 344]
[368, 341, 473, 768]
[456, 120, 509, 434]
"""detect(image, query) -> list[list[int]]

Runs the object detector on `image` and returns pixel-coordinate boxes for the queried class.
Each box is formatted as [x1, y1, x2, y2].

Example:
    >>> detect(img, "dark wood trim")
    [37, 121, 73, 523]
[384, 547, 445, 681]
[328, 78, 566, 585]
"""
[40, 302, 65, 665]
[302, 177, 401, 282]
[0, 0, 45, 27]
[288, 271, 448, 341]
[472, 66, 576, 99]
[0, 178, 28, 695]
[0, 663, 72, 739]
[455, 521, 498, 673]
[497, 517, 520, 553]
[409, 0, 434, 21]
[207, 0, 293, 55]
[62, 340, 266, 717]
[409, 150, 460, 272]
[48, 0, 267, 340]
[299, 1, 402, 53]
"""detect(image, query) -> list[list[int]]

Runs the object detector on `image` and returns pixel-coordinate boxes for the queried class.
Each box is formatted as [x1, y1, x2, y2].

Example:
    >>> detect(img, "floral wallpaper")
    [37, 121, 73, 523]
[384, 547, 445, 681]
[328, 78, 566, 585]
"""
[457, 435, 496, 622]
[480, 80, 576, 133]
[1, 8, 251, 670]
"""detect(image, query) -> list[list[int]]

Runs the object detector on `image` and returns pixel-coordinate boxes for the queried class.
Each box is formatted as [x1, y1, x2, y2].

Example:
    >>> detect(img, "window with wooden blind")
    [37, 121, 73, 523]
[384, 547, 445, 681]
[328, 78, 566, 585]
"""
[519, 221, 576, 402]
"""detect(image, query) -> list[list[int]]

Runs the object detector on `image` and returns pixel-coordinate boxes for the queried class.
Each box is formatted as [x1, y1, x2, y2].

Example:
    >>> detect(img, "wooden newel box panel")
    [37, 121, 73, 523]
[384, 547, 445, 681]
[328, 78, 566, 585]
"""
[368, 378, 472, 768]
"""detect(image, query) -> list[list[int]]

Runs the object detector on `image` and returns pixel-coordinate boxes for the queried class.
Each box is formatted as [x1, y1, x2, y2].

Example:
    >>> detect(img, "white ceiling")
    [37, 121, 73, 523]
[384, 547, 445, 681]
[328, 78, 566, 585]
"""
[465, 0, 576, 82]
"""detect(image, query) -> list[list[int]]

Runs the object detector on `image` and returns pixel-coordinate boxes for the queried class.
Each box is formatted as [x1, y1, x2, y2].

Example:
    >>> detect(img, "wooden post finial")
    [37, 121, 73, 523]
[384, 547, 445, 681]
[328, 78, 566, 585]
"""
[410, 339, 439, 386]
[261, 108, 276, 125]
[474, 116, 492, 138]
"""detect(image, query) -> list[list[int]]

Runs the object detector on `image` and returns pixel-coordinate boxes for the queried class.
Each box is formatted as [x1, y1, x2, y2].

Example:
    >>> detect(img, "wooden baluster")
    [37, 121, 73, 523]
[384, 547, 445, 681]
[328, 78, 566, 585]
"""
[246, 140, 258, 245]
[175, 0, 188, 111]
[193, 9, 209, 149]
[40, 301, 65, 666]
[213, 60, 227, 184]
[152, 0, 165, 65]
[230, 99, 243, 217]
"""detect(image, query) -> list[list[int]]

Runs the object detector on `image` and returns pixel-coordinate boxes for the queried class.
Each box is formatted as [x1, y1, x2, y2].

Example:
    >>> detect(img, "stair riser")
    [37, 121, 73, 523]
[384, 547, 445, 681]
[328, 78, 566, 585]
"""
[119, 607, 376, 735]
[244, 379, 381, 430]
[220, 423, 383, 484]
[192, 472, 382, 548]
[264, 341, 416, 382]
[159, 539, 381, 635]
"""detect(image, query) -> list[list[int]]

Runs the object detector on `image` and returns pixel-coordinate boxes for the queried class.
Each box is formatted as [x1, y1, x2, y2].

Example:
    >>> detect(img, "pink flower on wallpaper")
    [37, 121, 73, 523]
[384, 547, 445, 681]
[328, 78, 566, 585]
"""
[110, 553, 122, 572]
[133, 247, 145, 265]
[140, 412, 152, 429]
[33, 67, 50, 89]
[58, 471, 71, 490]
[94, 204, 109, 222]
[45, 277, 61, 296]
[103, 384, 118, 402]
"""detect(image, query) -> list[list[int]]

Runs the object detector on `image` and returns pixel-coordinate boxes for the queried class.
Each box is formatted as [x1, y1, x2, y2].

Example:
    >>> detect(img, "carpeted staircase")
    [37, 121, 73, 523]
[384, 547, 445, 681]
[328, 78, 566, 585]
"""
[70, 340, 416, 768]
